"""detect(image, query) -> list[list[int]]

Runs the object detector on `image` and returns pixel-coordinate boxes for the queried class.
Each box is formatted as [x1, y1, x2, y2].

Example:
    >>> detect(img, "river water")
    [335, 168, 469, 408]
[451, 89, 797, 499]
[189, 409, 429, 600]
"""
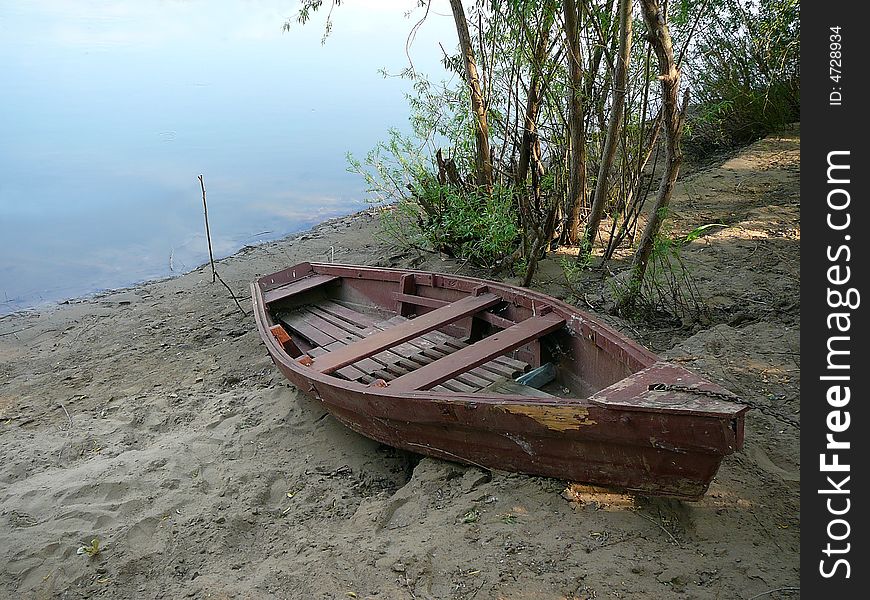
[0, 0, 453, 314]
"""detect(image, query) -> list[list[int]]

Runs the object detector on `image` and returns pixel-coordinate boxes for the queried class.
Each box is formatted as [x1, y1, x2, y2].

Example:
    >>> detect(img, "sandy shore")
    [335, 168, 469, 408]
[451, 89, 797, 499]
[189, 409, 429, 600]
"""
[1, 129, 800, 599]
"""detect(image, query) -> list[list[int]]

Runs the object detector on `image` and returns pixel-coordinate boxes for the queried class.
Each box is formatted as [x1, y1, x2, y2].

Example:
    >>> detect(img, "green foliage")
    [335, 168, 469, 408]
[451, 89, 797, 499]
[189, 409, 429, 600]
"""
[614, 233, 709, 324]
[77, 538, 102, 558]
[675, 223, 728, 246]
[424, 183, 520, 268]
[285, 0, 343, 43]
[560, 255, 589, 295]
[298, 0, 799, 300]
[461, 508, 480, 524]
[347, 128, 430, 206]
[348, 129, 519, 268]
[681, 0, 800, 154]
[346, 130, 432, 253]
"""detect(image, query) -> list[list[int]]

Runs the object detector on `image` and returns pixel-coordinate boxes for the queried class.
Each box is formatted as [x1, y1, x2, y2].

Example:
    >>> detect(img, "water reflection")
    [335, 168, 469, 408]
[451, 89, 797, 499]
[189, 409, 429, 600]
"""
[0, 0, 453, 314]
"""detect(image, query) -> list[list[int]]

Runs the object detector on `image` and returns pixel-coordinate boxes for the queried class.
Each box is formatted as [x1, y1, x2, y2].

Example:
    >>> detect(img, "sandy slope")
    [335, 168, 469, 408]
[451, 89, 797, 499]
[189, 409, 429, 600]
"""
[1, 128, 799, 599]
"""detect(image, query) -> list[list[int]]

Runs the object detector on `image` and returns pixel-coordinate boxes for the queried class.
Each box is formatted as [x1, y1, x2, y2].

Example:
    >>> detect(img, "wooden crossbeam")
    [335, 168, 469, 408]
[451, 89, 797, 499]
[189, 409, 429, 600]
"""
[315, 300, 532, 387]
[262, 274, 339, 305]
[308, 306, 500, 391]
[307, 293, 501, 374]
[280, 307, 477, 392]
[388, 313, 565, 391]
[391, 292, 518, 330]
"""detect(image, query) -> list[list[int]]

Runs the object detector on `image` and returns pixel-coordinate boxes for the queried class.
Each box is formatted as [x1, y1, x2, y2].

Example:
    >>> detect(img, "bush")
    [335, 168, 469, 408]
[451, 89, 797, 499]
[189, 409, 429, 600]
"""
[348, 130, 519, 269]
[680, 0, 799, 155]
[421, 183, 520, 268]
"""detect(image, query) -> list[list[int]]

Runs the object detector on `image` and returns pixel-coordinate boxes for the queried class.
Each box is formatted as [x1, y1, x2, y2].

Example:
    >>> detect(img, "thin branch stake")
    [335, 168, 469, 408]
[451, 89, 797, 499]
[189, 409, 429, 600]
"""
[197, 175, 247, 316]
[199, 175, 216, 283]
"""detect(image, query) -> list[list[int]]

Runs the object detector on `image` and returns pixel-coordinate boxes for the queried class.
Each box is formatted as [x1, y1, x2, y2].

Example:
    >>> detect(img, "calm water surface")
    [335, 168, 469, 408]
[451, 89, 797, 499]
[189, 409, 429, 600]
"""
[0, 1, 453, 314]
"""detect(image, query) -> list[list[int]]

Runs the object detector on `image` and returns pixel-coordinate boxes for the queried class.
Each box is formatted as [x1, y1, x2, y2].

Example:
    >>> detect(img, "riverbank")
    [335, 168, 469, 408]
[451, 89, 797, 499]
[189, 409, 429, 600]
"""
[1, 128, 800, 599]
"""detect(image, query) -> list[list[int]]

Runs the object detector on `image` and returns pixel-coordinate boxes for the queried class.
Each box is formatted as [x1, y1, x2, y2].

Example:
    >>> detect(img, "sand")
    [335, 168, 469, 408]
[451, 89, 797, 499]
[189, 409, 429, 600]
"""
[1, 127, 799, 599]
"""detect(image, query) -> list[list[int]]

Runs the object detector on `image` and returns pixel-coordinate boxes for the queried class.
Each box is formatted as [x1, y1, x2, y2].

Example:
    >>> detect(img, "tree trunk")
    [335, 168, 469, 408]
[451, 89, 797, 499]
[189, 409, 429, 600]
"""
[516, 6, 555, 186]
[563, 0, 587, 245]
[449, 0, 493, 190]
[581, 0, 633, 256]
[618, 0, 687, 310]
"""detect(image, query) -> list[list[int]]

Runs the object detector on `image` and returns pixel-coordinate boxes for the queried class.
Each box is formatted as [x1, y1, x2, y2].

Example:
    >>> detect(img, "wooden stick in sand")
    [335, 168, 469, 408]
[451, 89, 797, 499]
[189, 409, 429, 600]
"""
[198, 174, 247, 316]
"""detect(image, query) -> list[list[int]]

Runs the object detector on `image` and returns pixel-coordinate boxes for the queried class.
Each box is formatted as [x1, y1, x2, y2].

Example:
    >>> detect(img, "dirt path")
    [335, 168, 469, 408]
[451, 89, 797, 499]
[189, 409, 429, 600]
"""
[1, 127, 799, 599]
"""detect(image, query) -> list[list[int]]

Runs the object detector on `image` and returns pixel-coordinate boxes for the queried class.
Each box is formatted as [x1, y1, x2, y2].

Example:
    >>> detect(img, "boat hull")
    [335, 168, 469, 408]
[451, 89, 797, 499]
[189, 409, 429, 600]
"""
[253, 263, 748, 499]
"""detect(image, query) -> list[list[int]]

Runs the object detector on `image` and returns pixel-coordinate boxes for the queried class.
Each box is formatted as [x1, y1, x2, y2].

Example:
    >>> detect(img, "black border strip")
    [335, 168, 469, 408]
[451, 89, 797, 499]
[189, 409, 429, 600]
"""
[802, 2, 868, 595]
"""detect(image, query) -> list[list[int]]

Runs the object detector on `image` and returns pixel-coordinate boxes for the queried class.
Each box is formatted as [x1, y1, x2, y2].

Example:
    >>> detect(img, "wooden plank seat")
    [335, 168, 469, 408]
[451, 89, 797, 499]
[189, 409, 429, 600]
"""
[312, 301, 531, 385]
[278, 311, 449, 386]
[306, 292, 502, 375]
[276, 298, 539, 394]
[277, 308, 481, 393]
[263, 274, 339, 305]
[383, 317, 529, 379]
[388, 313, 565, 391]
[315, 301, 529, 377]
[393, 292, 517, 330]
[319, 301, 533, 384]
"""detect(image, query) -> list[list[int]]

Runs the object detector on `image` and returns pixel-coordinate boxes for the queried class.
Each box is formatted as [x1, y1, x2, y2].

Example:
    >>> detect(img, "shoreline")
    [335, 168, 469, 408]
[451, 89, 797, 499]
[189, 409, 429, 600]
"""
[0, 206, 380, 323]
[1, 131, 800, 598]
[0, 207, 378, 320]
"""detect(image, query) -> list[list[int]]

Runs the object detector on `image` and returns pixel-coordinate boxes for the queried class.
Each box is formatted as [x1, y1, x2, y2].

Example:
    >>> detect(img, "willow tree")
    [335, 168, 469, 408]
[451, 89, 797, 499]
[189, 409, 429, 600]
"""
[581, 0, 633, 256]
[618, 0, 688, 309]
[449, 0, 493, 190]
[562, 0, 587, 246]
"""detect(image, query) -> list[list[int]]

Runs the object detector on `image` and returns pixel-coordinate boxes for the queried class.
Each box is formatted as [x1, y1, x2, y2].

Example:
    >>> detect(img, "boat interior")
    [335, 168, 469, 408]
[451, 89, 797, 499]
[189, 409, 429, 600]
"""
[257, 264, 651, 399]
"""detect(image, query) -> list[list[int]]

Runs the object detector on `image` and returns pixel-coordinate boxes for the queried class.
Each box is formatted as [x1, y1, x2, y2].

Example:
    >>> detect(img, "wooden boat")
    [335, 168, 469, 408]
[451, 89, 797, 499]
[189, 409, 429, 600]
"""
[251, 262, 748, 499]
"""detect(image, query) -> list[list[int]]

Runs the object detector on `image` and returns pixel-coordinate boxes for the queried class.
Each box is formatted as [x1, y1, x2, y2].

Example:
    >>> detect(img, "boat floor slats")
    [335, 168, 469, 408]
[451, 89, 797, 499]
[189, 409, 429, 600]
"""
[308, 305, 370, 335]
[281, 313, 398, 376]
[319, 300, 381, 329]
[307, 345, 371, 383]
[279, 312, 336, 347]
[301, 310, 366, 345]
[317, 301, 530, 387]
[437, 335, 530, 372]
[279, 313, 387, 376]
[319, 300, 528, 378]
[311, 303, 510, 390]
[305, 310, 433, 376]
[262, 274, 339, 305]
[377, 324, 501, 389]
[302, 308, 482, 392]
[319, 340, 395, 381]
[389, 313, 566, 391]
[394, 320, 530, 373]
[281, 308, 478, 392]
[381, 316, 529, 378]
[281, 299, 541, 394]
[309, 293, 502, 374]
[391, 322, 523, 380]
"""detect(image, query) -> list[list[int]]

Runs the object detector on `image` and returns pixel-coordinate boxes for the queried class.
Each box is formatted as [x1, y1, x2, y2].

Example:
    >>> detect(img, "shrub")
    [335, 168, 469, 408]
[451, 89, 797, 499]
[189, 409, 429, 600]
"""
[348, 130, 519, 268]
[680, 0, 799, 155]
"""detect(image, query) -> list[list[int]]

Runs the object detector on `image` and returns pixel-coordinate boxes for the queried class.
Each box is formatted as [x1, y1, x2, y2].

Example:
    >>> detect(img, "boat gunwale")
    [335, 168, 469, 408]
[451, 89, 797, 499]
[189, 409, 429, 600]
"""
[252, 263, 746, 420]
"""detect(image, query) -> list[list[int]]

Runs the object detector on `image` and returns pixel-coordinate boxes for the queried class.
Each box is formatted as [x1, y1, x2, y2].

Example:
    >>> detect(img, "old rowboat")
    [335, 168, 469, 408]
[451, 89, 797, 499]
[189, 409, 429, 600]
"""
[252, 262, 747, 498]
